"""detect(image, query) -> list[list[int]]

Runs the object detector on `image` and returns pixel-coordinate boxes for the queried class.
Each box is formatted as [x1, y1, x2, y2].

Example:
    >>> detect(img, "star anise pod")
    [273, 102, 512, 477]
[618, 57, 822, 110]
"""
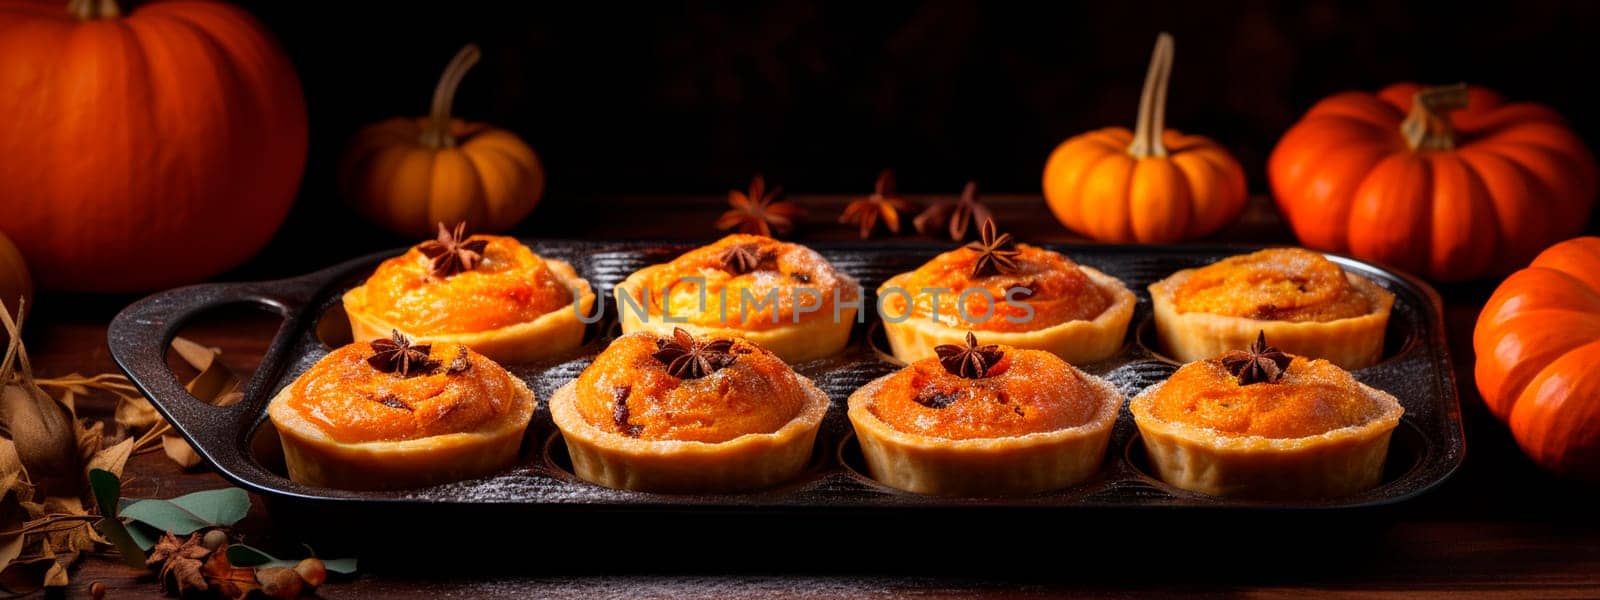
[148, 532, 213, 595]
[651, 327, 736, 379]
[716, 175, 804, 238]
[718, 242, 774, 274]
[418, 221, 489, 278]
[367, 330, 436, 376]
[839, 169, 915, 239]
[934, 332, 1005, 379]
[915, 181, 994, 241]
[965, 218, 1021, 277]
[1219, 331, 1292, 385]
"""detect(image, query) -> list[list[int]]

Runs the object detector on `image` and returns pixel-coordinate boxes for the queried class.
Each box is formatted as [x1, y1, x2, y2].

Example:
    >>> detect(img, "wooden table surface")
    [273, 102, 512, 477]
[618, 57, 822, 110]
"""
[39, 195, 1600, 598]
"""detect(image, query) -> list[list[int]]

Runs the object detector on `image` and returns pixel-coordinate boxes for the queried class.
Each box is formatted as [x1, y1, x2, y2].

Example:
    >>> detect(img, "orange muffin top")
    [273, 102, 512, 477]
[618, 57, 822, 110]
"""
[622, 234, 860, 331]
[867, 334, 1110, 440]
[359, 224, 575, 335]
[284, 334, 526, 444]
[1169, 248, 1377, 321]
[1143, 336, 1385, 439]
[573, 329, 812, 443]
[879, 228, 1111, 333]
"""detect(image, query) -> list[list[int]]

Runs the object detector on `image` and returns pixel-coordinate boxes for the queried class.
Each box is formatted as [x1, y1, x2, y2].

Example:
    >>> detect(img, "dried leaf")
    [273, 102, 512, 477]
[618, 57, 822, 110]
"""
[170, 337, 221, 370]
[0, 558, 47, 595]
[162, 436, 203, 470]
[185, 352, 241, 406]
[36, 497, 95, 558]
[74, 418, 104, 469]
[0, 438, 31, 506]
[114, 395, 162, 432]
[85, 437, 134, 479]
[202, 550, 259, 599]
[0, 528, 21, 576]
[41, 559, 66, 588]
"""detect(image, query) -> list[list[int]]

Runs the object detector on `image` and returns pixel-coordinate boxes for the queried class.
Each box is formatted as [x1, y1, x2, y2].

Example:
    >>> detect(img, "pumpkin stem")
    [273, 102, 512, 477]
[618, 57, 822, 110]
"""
[66, 0, 120, 20]
[421, 44, 482, 149]
[1127, 32, 1174, 159]
[1401, 83, 1470, 151]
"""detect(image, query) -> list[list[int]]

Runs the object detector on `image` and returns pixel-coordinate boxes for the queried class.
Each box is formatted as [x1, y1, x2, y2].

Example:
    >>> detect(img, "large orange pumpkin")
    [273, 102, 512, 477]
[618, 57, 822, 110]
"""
[1042, 33, 1248, 243]
[1474, 236, 1600, 481]
[339, 44, 545, 239]
[0, 0, 306, 292]
[1269, 83, 1597, 282]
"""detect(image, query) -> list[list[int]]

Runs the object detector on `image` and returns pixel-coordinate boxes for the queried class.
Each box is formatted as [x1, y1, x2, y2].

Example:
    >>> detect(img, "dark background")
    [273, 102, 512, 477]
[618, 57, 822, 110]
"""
[222, 0, 1600, 272]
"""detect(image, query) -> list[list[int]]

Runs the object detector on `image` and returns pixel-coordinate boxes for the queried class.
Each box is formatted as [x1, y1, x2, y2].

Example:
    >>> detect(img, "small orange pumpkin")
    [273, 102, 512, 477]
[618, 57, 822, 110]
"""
[1042, 33, 1248, 243]
[339, 44, 545, 239]
[1269, 83, 1597, 282]
[1474, 236, 1600, 481]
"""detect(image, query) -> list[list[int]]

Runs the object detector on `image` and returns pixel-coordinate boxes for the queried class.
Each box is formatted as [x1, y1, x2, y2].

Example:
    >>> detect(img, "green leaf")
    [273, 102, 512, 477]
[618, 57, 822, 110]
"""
[120, 487, 249, 535]
[87, 469, 147, 568]
[227, 544, 357, 575]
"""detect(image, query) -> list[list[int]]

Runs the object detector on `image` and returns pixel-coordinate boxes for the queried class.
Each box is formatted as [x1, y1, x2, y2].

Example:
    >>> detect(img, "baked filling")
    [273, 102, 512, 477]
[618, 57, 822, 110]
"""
[867, 347, 1107, 440]
[572, 330, 810, 443]
[1142, 355, 1387, 439]
[880, 243, 1111, 332]
[360, 233, 575, 335]
[620, 234, 859, 331]
[283, 338, 526, 444]
[1170, 248, 1376, 322]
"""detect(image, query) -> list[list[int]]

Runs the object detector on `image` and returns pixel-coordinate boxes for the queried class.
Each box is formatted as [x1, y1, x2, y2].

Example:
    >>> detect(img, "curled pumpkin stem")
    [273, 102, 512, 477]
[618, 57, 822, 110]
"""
[66, 0, 120, 20]
[1401, 83, 1470, 152]
[421, 44, 483, 149]
[1127, 32, 1174, 159]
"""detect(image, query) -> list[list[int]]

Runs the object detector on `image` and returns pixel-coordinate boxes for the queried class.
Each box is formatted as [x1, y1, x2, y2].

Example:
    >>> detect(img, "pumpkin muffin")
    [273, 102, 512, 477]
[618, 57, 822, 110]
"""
[614, 234, 860, 363]
[878, 220, 1135, 365]
[1149, 247, 1394, 369]
[847, 332, 1122, 496]
[342, 222, 596, 364]
[549, 328, 830, 493]
[268, 331, 536, 490]
[1130, 332, 1404, 499]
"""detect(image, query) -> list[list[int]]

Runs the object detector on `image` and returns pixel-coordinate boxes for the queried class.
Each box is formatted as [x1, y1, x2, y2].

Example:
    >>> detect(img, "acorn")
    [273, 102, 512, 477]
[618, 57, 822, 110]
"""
[294, 557, 327, 588]
[255, 566, 305, 599]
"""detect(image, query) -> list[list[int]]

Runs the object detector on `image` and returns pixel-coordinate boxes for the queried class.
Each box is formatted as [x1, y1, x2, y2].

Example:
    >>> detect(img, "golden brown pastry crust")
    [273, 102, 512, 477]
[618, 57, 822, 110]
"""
[1129, 358, 1403, 500]
[550, 379, 828, 494]
[846, 354, 1122, 496]
[549, 332, 830, 493]
[267, 344, 536, 491]
[1150, 268, 1393, 370]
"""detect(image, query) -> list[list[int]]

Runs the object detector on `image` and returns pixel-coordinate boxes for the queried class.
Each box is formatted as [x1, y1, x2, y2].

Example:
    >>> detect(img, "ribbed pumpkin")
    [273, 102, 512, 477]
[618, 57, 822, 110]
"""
[0, 0, 307, 292]
[1042, 33, 1248, 243]
[1269, 83, 1598, 282]
[1474, 237, 1600, 481]
[339, 44, 545, 239]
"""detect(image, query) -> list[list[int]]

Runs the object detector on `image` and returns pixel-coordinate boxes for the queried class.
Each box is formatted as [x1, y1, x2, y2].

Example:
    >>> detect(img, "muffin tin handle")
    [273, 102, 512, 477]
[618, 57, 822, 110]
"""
[108, 271, 328, 486]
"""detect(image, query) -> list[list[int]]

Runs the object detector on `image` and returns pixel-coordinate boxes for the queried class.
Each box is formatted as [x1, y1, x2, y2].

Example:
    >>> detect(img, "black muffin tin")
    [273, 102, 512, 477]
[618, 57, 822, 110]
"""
[108, 242, 1463, 515]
